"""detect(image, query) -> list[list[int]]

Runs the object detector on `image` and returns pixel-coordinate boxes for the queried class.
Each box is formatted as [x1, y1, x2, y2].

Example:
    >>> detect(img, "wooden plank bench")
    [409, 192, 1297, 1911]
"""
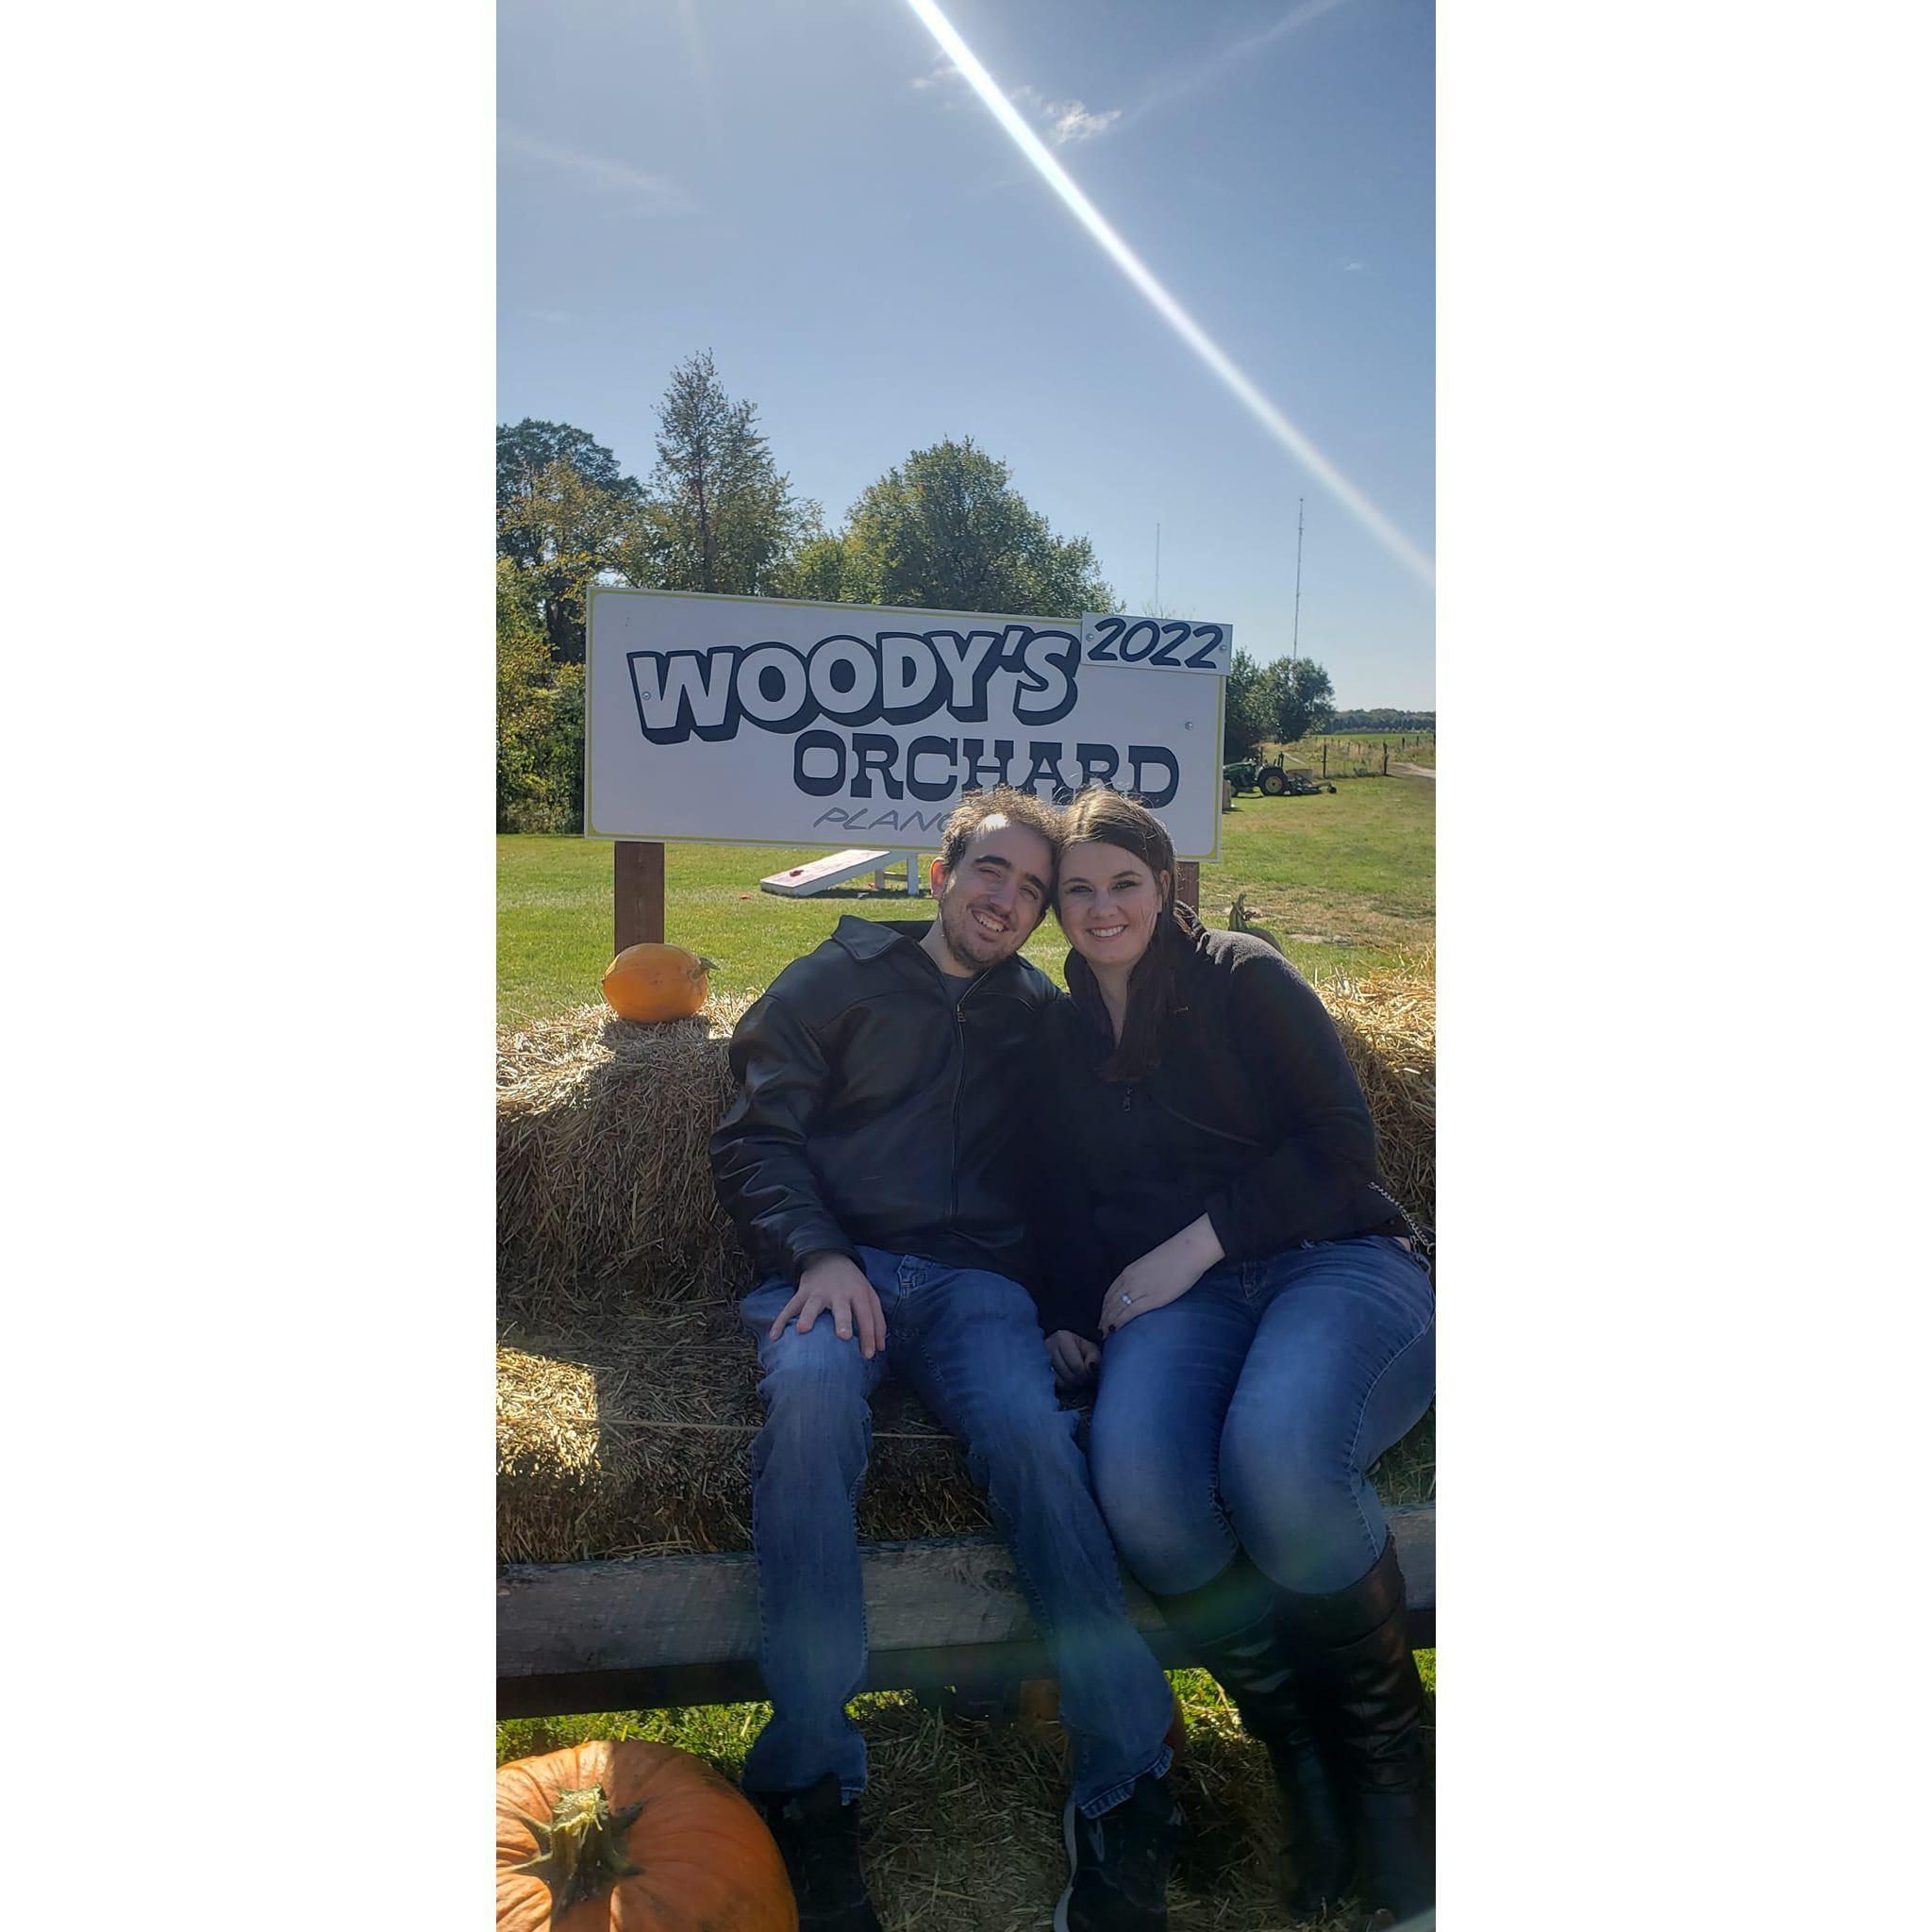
[497, 1502, 1434, 1718]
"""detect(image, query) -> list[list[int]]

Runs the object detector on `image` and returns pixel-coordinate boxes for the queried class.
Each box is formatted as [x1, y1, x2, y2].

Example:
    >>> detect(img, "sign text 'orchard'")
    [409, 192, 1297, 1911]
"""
[586, 590, 1227, 858]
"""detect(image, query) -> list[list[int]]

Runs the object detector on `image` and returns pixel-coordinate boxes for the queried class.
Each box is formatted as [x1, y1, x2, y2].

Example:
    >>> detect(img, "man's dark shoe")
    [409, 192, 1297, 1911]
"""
[1056, 1770, 1181, 1931]
[751, 1773, 881, 1931]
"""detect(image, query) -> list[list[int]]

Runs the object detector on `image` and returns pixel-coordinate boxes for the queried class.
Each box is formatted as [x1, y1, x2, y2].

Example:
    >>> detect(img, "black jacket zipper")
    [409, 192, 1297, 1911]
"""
[948, 973, 976, 1225]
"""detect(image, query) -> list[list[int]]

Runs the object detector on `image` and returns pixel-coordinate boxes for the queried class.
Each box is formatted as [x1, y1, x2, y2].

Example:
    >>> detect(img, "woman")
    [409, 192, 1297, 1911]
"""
[1033, 786, 1436, 1928]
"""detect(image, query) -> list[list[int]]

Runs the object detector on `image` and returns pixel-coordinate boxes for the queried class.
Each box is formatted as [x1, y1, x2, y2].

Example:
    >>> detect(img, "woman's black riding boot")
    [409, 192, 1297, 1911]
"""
[1148, 1553, 1353, 1915]
[1279, 1538, 1434, 1929]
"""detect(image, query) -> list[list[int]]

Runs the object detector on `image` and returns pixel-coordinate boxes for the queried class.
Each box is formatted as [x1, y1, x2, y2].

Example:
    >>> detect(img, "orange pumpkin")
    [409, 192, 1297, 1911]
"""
[497, 1740, 796, 1931]
[601, 943, 714, 1023]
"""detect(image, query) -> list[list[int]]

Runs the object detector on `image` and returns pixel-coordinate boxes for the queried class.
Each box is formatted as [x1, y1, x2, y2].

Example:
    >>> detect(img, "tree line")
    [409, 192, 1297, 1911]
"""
[1223, 650, 1338, 761]
[1324, 708, 1435, 734]
[498, 350, 1337, 828]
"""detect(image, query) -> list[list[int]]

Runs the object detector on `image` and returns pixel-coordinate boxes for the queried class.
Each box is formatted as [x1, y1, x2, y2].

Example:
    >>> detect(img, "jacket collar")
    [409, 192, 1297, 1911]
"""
[830, 913, 1039, 996]
[830, 915, 933, 961]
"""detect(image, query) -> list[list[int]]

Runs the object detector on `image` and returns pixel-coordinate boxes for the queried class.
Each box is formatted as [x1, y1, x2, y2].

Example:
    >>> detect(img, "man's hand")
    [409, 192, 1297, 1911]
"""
[1097, 1215, 1225, 1337]
[768, 1253, 888, 1359]
[1045, 1328, 1100, 1391]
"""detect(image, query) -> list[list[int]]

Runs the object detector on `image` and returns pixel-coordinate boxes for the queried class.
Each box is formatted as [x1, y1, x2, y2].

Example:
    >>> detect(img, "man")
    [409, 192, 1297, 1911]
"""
[711, 786, 1180, 1932]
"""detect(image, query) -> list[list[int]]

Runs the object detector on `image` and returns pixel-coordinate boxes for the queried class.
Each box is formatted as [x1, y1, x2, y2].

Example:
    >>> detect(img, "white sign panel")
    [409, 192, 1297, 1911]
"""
[587, 588, 1227, 859]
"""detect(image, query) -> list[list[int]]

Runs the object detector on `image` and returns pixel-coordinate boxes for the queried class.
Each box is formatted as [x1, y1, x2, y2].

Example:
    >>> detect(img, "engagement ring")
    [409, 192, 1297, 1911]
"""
[1119, 1292, 1133, 1306]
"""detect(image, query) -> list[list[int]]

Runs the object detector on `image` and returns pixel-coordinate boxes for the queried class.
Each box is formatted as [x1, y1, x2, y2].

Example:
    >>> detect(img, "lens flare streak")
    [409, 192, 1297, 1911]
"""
[903, 0, 1433, 589]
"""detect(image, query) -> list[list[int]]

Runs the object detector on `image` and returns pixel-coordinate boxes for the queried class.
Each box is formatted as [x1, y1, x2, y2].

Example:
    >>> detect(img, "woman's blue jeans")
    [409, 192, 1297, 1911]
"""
[1091, 1235, 1436, 1600]
[738, 1246, 1175, 1815]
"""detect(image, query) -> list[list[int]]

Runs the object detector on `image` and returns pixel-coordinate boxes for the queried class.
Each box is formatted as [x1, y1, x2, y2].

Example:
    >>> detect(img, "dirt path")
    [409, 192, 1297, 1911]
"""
[1390, 761, 1435, 779]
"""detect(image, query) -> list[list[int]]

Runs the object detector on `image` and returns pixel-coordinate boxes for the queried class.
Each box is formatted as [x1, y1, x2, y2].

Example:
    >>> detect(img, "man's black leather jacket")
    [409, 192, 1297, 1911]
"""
[710, 917, 1056, 1286]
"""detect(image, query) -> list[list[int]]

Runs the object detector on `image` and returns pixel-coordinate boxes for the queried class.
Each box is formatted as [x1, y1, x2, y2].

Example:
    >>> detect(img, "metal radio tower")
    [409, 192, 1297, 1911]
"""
[1291, 497, 1305, 668]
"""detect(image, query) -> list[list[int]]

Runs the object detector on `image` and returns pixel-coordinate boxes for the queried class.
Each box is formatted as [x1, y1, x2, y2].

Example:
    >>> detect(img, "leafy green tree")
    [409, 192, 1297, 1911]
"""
[767, 525, 881, 606]
[496, 457, 640, 666]
[496, 421, 644, 662]
[1263, 657, 1337, 743]
[1329, 708, 1435, 732]
[1223, 648, 1276, 760]
[844, 437, 1115, 617]
[497, 558, 584, 831]
[630, 350, 808, 596]
[497, 420, 639, 558]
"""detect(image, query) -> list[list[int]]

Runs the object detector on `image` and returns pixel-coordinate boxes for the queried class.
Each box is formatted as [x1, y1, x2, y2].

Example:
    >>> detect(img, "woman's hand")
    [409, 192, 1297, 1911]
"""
[1045, 1328, 1100, 1391]
[1098, 1216, 1225, 1336]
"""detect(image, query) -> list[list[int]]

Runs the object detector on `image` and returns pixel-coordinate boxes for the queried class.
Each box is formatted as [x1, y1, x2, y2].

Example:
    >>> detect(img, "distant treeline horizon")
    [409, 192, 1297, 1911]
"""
[1319, 708, 1436, 733]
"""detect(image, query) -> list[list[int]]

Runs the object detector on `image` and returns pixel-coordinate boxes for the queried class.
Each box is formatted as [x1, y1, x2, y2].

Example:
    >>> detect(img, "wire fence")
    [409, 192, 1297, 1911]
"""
[1274, 734, 1436, 778]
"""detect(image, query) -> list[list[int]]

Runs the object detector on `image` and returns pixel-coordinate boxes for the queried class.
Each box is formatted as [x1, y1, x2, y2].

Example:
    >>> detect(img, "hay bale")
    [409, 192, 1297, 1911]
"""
[1321, 956, 1436, 1236]
[498, 1304, 991, 1564]
[496, 965, 1435, 1323]
[498, 1310, 1428, 1562]
[496, 962, 1435, 1557]
[496, 993, 757, 1324]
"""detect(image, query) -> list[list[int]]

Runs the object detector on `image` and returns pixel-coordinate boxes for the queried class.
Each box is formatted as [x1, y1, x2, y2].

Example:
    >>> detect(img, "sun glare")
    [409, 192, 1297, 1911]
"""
[903, 0, 1434, 590]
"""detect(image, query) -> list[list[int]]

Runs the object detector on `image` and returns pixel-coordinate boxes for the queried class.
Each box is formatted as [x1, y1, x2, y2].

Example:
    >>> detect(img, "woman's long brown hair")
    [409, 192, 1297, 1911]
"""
[1055, 787, 1199, 1082]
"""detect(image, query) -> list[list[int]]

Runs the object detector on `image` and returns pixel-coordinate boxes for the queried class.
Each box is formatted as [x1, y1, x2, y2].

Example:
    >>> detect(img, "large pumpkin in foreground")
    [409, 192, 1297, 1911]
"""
[497, 1740, 796, 1931]
[601, 943, 713, 1024]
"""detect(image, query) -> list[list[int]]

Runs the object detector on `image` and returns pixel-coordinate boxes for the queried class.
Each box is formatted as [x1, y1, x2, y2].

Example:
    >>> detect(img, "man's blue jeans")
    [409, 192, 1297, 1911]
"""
[739, 1247, 1175, 1815]
[1090, 1235, 1436, 1600]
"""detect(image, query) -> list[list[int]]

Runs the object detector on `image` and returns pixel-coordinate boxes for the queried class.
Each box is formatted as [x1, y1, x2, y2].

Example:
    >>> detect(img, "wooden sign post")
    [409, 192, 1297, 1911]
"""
[613, 840, 666, 954]
[1176, 859, 1200, 915]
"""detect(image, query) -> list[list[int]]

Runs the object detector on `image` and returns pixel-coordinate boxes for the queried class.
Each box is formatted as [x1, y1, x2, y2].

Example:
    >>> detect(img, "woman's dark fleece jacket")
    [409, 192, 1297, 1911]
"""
[1031, 923, 1409, 1341]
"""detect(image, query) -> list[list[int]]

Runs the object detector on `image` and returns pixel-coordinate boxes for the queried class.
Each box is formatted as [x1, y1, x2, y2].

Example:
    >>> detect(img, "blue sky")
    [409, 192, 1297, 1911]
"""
[499, 0, 1435, 708]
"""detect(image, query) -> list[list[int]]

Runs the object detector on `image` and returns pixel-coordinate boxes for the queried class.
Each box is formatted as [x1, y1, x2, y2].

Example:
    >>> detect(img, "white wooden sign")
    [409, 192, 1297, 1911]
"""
[586, 588, 1228, 859]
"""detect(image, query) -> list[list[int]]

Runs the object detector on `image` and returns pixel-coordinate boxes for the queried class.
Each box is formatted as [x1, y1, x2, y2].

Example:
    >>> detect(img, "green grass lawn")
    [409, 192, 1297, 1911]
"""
[498, 772, 1433, 1030]
[498, 1659, 1436, 1930]
[498, 1659, 1435, 1773]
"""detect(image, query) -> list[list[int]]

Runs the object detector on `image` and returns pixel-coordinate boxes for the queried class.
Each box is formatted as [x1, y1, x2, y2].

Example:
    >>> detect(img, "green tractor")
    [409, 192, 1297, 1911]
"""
[1223, 751, 1336, 798]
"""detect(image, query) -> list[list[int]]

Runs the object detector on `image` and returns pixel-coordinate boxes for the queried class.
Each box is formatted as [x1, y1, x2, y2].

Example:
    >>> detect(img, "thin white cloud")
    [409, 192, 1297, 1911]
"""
[1343, 259, 1365, 272]
[914, 1, 1341, 144]
[1132, 0, 1354, 123]
[901, 0, 1434, 589]
[922, 65, 1122, 144]
[1051, 103, 1122, 144]
[497, 125, 693, 210]
[1010, 86, 1122, 145]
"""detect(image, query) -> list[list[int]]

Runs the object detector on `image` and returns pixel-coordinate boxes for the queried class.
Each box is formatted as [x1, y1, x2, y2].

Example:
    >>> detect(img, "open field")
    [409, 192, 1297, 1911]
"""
[1303, 731, 1434, 754]
[498, 768, 1433, 1027]
[1267, 732, 1435, 774]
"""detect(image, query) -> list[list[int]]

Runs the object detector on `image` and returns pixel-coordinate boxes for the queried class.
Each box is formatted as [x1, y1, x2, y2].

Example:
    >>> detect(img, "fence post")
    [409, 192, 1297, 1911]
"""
[614, 841, 666, 953]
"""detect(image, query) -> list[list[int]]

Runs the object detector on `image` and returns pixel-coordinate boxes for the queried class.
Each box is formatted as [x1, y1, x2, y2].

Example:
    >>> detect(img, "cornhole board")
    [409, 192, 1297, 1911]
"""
[760, 848, 924, 897]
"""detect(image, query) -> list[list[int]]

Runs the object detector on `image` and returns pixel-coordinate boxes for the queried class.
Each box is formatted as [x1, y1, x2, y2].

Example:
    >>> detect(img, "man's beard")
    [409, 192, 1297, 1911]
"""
[937, 891, 1016, 971]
